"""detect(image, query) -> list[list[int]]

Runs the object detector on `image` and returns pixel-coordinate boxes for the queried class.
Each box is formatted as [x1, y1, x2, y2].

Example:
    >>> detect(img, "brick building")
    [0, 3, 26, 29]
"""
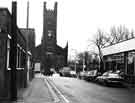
[0, 6, 27, 100]
[34, 2, 68, 75]
[0, 2, 35, 100]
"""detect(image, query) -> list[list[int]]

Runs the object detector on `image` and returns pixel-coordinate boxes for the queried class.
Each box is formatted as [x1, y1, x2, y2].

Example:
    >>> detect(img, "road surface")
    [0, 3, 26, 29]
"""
[48, 76, 133, 103]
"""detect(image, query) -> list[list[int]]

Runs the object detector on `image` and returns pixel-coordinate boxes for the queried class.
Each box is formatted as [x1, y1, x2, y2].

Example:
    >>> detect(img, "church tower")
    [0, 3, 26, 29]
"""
[41, 2, 58, 74]
[42, 2, 57, 52]
[41, 2, 68, 75]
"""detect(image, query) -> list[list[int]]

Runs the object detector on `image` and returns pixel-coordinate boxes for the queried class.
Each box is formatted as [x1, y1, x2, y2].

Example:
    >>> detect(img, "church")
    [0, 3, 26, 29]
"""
[34, 2, 68, 75]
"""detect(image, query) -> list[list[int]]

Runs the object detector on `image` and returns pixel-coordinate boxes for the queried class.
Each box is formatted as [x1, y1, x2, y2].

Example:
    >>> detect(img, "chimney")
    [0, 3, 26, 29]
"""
[10, 1, 17, 101]
[12, 1, 17, 31]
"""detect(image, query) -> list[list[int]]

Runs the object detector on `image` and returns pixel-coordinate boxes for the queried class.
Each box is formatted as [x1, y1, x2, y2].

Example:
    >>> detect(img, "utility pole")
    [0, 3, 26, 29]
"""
[26, 0, 29, 28]
[10, 1, 17, 101]
[83, 53, 85, 72]
[26, 0, 30, 85]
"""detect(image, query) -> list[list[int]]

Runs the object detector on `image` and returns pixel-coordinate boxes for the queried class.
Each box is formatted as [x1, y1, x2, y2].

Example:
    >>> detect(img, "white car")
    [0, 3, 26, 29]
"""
[96, 71, 124, 86]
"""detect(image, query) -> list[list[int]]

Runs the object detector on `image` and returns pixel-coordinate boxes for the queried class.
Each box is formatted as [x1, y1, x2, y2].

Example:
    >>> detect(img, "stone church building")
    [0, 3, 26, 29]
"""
[34, 2, 68, 75]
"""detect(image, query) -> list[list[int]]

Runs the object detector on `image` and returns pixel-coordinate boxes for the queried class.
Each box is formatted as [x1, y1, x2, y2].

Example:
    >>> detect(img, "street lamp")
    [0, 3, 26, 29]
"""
[70, 49, 78, 73]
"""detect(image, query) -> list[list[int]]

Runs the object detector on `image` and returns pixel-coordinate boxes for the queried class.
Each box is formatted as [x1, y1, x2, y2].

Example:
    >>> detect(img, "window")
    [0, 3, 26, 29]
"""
[48, 30, 53, 38]
[7, 39, 10, 69]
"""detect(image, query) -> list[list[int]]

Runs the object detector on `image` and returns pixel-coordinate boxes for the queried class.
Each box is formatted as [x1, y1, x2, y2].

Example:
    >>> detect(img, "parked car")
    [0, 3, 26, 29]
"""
[59, 67, 71, 77]
[78, 71, 88, 80]
[70, 70, 77, 77]
[96, 71, 124, 86]
[79, 71, 89, 80]
[87, 70, 99, 81]
[78, 70, 100, 81]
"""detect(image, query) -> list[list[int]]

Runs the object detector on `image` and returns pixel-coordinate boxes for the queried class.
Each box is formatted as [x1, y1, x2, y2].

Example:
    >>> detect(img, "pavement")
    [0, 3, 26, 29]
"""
[0, 73, 62, 103]
[15, 73, 58, 103]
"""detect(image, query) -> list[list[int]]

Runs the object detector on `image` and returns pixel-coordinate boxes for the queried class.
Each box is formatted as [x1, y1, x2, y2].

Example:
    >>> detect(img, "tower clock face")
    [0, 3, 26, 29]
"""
[48, 30, 53, 38]
[48, 32, 52, 37]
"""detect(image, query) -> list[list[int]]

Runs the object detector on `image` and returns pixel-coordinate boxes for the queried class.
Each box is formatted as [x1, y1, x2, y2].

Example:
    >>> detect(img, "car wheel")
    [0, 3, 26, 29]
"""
[80, 76, 83, 80]
[103, 80, 108, 86]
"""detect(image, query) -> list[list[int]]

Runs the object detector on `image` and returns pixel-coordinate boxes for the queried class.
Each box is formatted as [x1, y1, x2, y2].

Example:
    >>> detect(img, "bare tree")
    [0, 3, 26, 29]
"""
[109, 25, 130, 44]
[109, 26, 117, 44]
[131, 29, 135, 38]
[91, 29, 109, 72]
[89, 26, 134, 72]
[77, 52, 84, 65]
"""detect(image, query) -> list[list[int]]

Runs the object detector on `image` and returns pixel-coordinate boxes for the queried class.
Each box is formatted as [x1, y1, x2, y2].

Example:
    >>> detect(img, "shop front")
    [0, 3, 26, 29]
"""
[102, 38, 135, 87]
[103, 53, 125, 72]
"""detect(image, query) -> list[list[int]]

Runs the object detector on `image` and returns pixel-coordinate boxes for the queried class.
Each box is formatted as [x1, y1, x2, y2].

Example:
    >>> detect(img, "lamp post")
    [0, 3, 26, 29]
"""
[71, 49, 78, 73]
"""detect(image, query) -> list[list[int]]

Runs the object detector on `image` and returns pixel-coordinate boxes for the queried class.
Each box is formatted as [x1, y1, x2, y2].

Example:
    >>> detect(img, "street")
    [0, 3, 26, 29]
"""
[1, 1, 135, 103]
[47, 75, 133, 103]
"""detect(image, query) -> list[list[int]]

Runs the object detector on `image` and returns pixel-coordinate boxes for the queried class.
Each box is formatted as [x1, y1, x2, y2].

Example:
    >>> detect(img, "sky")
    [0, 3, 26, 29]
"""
[1, 0, 135, 60]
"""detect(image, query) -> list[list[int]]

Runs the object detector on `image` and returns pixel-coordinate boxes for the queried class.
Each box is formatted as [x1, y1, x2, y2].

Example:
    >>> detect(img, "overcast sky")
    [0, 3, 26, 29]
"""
[1, 0, 135, 59]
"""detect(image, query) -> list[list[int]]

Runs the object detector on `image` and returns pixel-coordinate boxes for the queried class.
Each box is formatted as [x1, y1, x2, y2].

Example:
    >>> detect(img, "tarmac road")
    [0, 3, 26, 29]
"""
[48, 76, 133, 103]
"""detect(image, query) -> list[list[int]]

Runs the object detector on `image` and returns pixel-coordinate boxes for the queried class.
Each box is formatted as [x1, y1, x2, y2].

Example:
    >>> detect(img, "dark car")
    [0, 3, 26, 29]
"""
[59, 67, 71, 77]
[96, 71, 124, 86]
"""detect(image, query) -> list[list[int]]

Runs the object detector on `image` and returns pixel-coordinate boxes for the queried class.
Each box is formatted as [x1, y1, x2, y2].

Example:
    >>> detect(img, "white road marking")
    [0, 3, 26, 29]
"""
[47, 77, 70, 103]
[44, 78, 60, 103]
